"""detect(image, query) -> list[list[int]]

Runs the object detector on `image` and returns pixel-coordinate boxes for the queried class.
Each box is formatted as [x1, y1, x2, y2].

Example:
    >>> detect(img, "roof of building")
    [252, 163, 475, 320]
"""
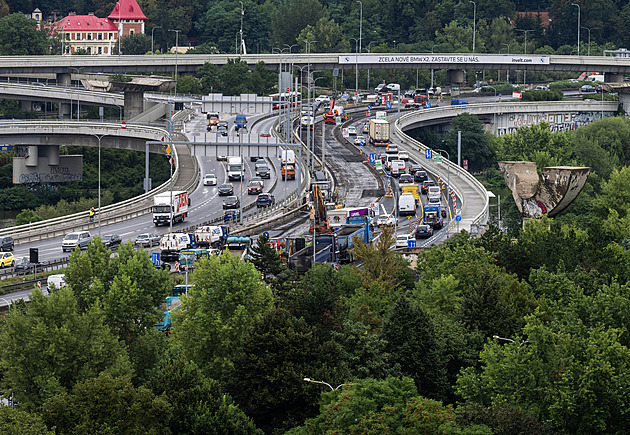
[108, 0, 148, 20]
[52, 14, 119, 32]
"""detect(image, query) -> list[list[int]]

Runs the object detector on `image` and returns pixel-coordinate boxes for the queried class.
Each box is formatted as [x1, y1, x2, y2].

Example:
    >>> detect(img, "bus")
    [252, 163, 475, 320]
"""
[270, 91, 301, 110]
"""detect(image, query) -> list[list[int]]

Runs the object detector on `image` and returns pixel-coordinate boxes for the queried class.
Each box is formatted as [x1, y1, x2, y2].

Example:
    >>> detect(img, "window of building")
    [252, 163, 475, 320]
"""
[98, 47, 102, 54]
[130, 30, 134, 36]
[76, 33, 81, 40]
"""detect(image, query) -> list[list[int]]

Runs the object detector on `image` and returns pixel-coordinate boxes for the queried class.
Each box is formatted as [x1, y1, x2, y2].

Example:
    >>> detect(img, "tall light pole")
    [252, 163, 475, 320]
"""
[91, 134, 106, 237]
[303, 378, 352, 390]
[435, 148, 450, 238]
[356, 0, 363, 54]
[581, 26, 597, 56]
[118, 0, 121, 56]
[350, 37, 359, 100]
[470, 1, 476, 54]
[501, 43, 510, 83]
[367, 40, 378, 90]
[151, 25, 162, 54]
[169, 29, 181, 95]
[70, 67, 84, 120]
[516, 29, 535, 85]
[571, 3, 580, 56]
[239, 1, 244, 55]
[305, 40, 316, 170]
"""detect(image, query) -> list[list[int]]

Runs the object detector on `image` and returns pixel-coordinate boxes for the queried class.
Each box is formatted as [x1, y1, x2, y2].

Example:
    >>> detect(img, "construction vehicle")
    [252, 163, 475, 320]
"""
[194, 225, 228, 249]
[288, 233, 340, 273]
[323, 92, 348, 125]
[160, 233, 195, 262]
[277, 237, 306, 262]
[226, 235, 252, 250]
[335, 216, 374, 263]
[179, 249, 217, 272]
[154, 296, 181, 333]
[309, 183, 331, 234]
[423, 204, 445, 229]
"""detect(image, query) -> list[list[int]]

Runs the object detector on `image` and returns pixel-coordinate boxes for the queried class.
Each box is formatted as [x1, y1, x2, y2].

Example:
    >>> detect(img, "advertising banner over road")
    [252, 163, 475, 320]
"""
[338, 55, 550, 65]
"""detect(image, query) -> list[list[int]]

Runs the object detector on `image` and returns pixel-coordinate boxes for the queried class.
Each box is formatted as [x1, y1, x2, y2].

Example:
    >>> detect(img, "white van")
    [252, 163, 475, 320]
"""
[390, 160, 406, 178]
[427, 186, 441, 204]
[47, 274, 66, 290]
[398, 192, 416, 216]
[395, 233, 412, 248]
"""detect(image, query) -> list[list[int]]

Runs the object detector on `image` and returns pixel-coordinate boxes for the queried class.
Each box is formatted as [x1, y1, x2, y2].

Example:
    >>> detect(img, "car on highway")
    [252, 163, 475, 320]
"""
[409, 164, 422, 175]
[250, 155, 262, 162]
[223, 196, 240, 209]
[218, 183, 234, 196]
[378, 153, 387, 162]
[421, 179, 436, 194]
[250, 177, 264, 187]
[362, 124, 369, 134]
[399, 174, 414, 184]
[0, 236, 14, 251]
[580, 84, 597, 93]
[224, 209, 240, 222]
[247, 180, 263, 195]
[354, 135, 366, 145]
[347, 126, 357, 135]
[217, 121, 229, 136]
[101, 234, 122, 249]
[134, 233, 161, 247]
[415, 224, 434, 239]
[256, 193, 275, 207]
[0, 251, 15, 268]
[414, 170, 428, 182]
[256, 164, 271, 179]
[203, 173, 217, 186]
[62, 231, 92, 252]
[398, 150, 410, 161]
[14, 257, 43, 275]
[377, 214, 397, 227]
[395, 233, 412, 248]
[216, 154, 228, 161]
[260, 132, 272, 137]
[386, 144, 399, 155]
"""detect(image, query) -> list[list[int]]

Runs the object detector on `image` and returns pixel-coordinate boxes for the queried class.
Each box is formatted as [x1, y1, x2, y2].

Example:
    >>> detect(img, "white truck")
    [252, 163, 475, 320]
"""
[153, 191, 189, 226]
[194, 225, 228, 249]
[300, 113, 314, 130]
[427, 186, 441, 204]
[398, 192, 416, 216]
[227, 156, 245, 181]
[160, 233, 193, 261]
[281, 150, 296, 165]
[369, 119, 390, 147]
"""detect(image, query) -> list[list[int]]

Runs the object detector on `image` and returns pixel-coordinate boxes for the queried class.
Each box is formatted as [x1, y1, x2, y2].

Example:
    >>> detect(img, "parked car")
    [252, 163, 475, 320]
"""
[101, 234, 122, 249]
[62, 231, 92, 252]
[134, 233, 161, 247]
[203, 173, 217, 186]
[218, 183, 234, 196]
[223, 196, 240, 209]
[415, 224, 434, 239]
[224, 209, 240, 222]
[14, 257, 43, 275]
[256, 193, 275, 207]
[377, 214, 397, 227]
[0, 235, 14, 251]
[0, 251, 15, 268]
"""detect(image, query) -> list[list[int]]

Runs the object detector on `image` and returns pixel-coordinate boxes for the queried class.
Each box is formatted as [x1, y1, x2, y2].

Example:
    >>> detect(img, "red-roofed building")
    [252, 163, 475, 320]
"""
[52, 0, 147, 55]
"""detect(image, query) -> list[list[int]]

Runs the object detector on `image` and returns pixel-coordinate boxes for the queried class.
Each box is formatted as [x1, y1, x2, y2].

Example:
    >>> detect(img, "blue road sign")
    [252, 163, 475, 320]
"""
[425, 148, 433, 159]
[369, 153, 377, 163]
[455, 215, 462, 222]
[368, 105, 372, 110]
[263, 231, 269, 238]
[360, 141, 365, 147]
[407, 239, 417, 248]
[386, 173, 391, 179]
[426, 100, 431, 108]
[152, 252, 161, 268]
[386, 101, 392, 109]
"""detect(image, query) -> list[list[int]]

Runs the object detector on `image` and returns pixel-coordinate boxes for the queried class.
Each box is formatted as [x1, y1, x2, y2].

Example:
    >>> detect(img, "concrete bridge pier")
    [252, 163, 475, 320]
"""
[56, 72, 73, 119]
[605, 73, 624, 83]
[124, 91, 144, 120]
[446, 69, 465, 96]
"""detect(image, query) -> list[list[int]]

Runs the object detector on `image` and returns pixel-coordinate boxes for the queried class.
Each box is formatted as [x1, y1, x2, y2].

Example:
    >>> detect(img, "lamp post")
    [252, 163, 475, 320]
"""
[239, 1, 244, 55]
[312, 75, 326, 173]
[572, 3, 580, 56]
[305, 40, 316, 170]
[515, 29, 535, 85]
[151, 25, 162, 54]
[367, 40, 378, 90]
[356, 1, 363, 54]
[470, 1, 476, 53]
[70, 67, 84, 120]
[168, 29, 181, 95]
[118, 0, 121, 56]
[435, 148, 450, 238]
[91, 134, 106, 237]
[501, 43, 510, 83]
[303, 378, 352, 391]
[350, 37, 359, 100]
[581, 26, 598, 56]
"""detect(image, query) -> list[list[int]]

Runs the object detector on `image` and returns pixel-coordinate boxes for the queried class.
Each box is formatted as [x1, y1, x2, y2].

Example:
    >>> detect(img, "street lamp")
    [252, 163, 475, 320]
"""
[69, 67, 84, 120]
[501, 43, 510, 83]
[168, 29, 181, 95]
[356, 0, 363, 54]
[470, 1, 476, 54]
[151, 25, 162, 54]
[239, 1, 244, 55]
[581, 26, 598, 56]
[350, 37, 359, 100]
[91, 134, 106, 237]
[435, 148, 451, 238]
[572, 3, 580, 56]
[303, 378, 352, 391]
[515, 29, 535, 85]
[367, 41, 378, 90]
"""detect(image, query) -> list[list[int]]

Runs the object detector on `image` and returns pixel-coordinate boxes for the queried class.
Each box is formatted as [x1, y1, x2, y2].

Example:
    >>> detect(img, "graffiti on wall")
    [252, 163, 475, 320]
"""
[497, 111, 611, 135]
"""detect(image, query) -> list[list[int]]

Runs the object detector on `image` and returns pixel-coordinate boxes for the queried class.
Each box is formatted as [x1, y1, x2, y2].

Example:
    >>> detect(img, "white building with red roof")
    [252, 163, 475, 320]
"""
[52, 0, 147, 55]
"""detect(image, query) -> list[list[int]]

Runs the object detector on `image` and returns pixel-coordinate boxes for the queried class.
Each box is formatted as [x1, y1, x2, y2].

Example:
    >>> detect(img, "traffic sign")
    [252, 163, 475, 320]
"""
[152, 252, 161, 268]
[407, 239, 417, 248]
[263, 231, 269, 238]
[435, 156, 443, 162]
[375, 160, 383, 171]
[455, 215, 462, 222]
[463, 159, 469, 171]
[425, 148, 433, 159]
[386, 173, 391, 179]
[368, 105, 372, 110]
[426, 100, 431, 108]
[386, 101, 392, 109]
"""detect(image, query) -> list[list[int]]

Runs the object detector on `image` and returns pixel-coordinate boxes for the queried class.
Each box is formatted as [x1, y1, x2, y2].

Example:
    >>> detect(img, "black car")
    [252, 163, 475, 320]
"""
[101, 234, 122, 249]
[223, 196, 240, 209]
[14, 257, 43, 275]
[256, 193, 275, 207]
[257, 165, 271, 179]
[421, 180, 436, 194]
[415, 224, 434, 239]
[399, 174, 414, 184]
[216, 154, 228, 161]
[415, 170, 428, 183]
[0, 236, 14, 251]
[218, 183, 234, 196]
[409, 164, 422, 175]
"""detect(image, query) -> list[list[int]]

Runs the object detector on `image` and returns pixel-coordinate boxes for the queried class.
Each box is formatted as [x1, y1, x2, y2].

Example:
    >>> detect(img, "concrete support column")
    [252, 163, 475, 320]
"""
[619, 93, 630, 117]
[59, 102, 71, 119]
[57, 72, 71, 86]
[124, 91, 144, 120]
[26, 145, 38, 167]
[21, 100, 32, 111]
[605, 72, 624, 83]
[447, 69, 465, 96]
[43, 145, 60, 166]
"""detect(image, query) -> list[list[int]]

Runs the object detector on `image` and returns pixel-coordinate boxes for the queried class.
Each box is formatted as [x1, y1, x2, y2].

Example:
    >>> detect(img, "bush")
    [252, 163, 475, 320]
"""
[521, 89, 563, 101]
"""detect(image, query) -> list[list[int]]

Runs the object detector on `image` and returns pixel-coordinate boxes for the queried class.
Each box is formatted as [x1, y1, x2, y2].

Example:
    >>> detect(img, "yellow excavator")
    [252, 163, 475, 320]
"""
[309, 184, 331, 234]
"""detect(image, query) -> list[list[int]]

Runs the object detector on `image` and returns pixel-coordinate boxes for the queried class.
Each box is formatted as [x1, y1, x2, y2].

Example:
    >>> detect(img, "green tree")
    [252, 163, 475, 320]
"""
[117, 33, 152, 55]
[176, 75, 202, 95]
[445, 113, 492, 171]
[148, 352, 261, 434]
[218, 58, 251, 95]
[172, 253, 273, 379]
[297, 17, 348, 53]
[0, 14, 49, 55]
[249, 233, 285, 281]
[43, 373, 171, 434]
[352, 224, 401, 289]
[270, 0, 326, 47]
[0, 407, 52, 435]
[0, 289, 130, 409]
[195, 61, 220, 94]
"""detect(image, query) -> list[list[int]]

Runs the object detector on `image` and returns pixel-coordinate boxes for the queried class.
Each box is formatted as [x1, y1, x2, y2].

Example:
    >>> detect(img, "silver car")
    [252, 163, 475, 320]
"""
[134, 233, 160, 247]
